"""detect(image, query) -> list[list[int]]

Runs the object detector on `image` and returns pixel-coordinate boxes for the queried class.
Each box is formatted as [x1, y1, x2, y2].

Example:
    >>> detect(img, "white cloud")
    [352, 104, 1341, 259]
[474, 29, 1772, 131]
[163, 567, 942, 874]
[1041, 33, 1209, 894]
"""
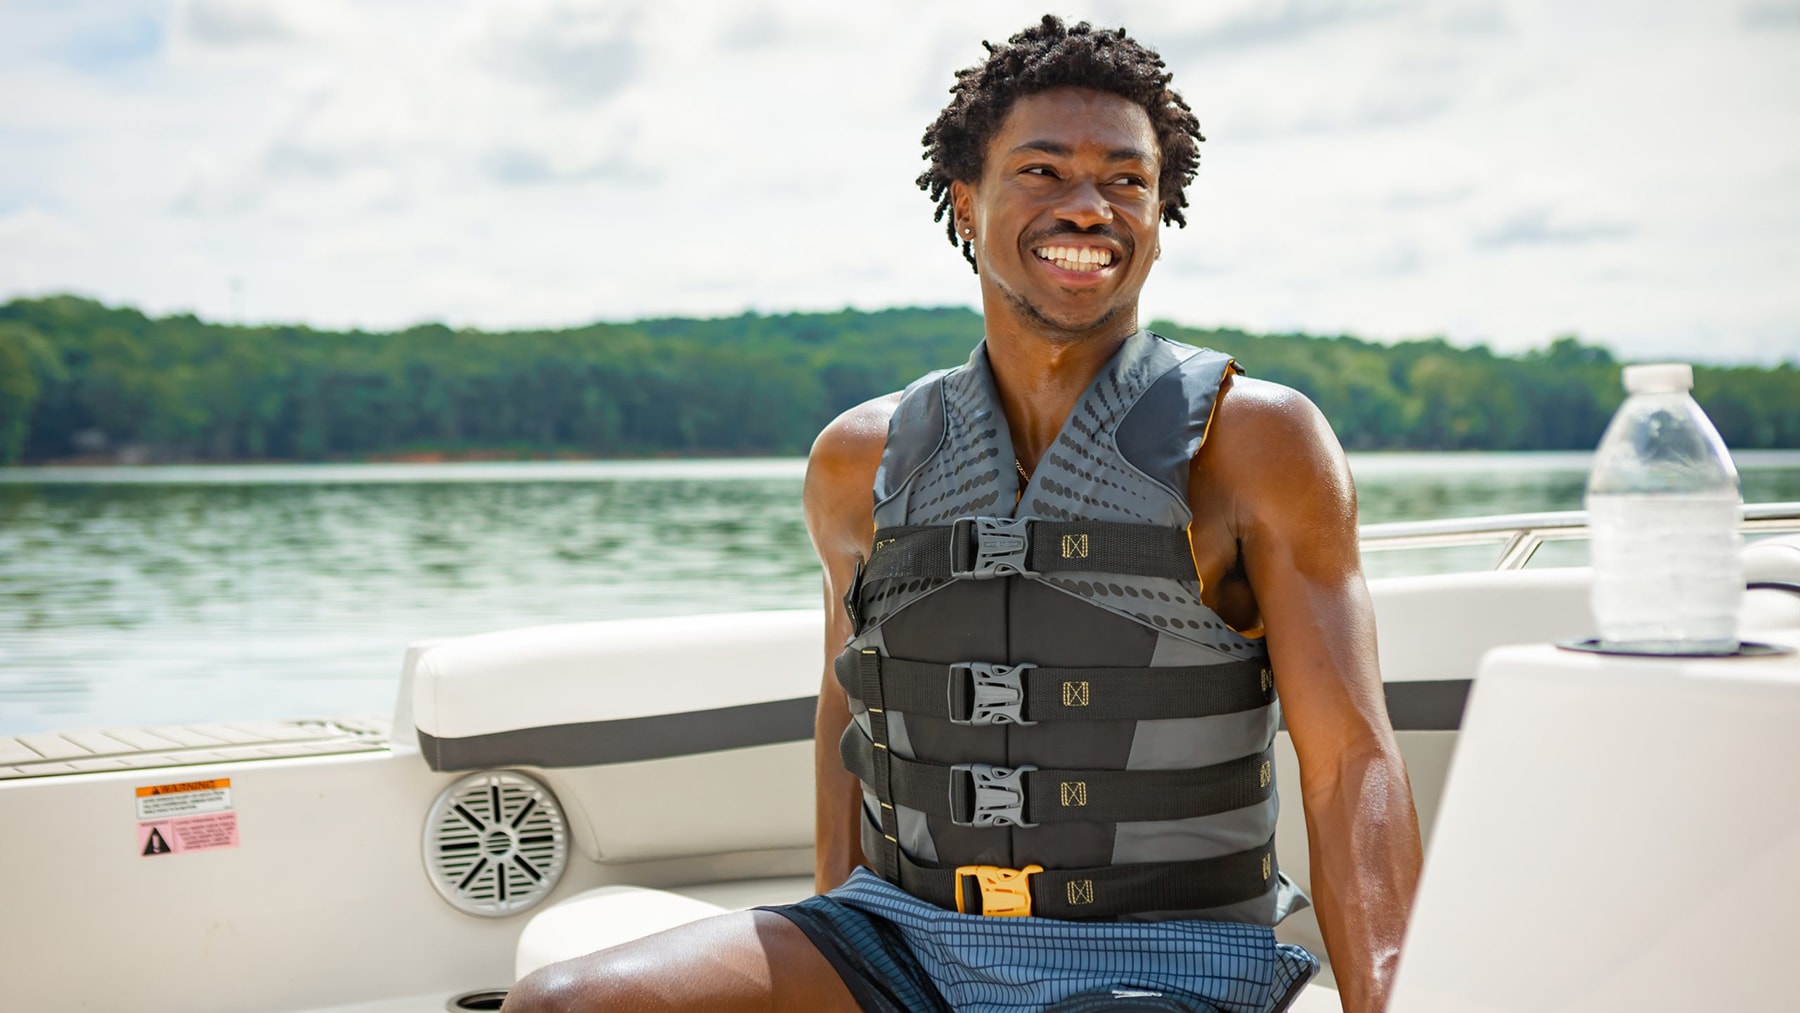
[0, 208, 91, 294]
[173, 0, 307, 49]
[0, 0, 1795, 363]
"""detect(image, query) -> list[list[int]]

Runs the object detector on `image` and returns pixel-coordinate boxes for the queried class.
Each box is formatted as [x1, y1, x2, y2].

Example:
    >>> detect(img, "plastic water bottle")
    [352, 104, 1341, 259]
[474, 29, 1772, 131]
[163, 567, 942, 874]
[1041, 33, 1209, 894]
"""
[1586, 363, 1743, 654]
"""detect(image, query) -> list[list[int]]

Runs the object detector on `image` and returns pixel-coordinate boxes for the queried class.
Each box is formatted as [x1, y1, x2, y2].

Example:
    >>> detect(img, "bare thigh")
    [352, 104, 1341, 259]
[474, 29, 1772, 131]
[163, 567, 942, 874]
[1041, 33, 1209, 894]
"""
[501, 908, 861, 1013]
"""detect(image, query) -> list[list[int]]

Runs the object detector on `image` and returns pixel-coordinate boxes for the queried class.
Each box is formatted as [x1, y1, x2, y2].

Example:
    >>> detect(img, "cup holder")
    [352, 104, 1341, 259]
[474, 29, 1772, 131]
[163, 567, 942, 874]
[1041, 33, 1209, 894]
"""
[446, 989, 509, 1011]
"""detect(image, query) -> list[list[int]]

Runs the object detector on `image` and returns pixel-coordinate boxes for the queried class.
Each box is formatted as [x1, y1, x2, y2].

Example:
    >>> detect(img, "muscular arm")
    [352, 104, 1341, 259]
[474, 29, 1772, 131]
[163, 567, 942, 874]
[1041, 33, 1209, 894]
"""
[802, 395, 896, 893]
[1200, 377, 1422, 1013]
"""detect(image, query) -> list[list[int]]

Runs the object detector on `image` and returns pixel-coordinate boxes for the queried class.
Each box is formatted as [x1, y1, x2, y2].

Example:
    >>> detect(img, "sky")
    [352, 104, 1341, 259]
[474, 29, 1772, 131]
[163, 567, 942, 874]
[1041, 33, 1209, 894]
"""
[2, 0, 1798, 364]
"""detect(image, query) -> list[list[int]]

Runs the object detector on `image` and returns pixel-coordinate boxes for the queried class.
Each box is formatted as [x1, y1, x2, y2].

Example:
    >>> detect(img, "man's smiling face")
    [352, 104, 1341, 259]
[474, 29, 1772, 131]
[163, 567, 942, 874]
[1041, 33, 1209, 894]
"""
[953, 87, 1163, 342]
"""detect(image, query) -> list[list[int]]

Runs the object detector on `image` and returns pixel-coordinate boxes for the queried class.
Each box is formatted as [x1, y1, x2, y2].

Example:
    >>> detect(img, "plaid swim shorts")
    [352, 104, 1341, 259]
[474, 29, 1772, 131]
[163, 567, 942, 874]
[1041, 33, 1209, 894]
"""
[762, 868, 1318, 1013]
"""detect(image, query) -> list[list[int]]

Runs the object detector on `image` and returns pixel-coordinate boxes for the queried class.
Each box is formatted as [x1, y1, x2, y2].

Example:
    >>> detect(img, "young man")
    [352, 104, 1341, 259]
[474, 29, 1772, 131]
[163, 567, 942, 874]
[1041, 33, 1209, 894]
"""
[505, 17, 1419, 1013]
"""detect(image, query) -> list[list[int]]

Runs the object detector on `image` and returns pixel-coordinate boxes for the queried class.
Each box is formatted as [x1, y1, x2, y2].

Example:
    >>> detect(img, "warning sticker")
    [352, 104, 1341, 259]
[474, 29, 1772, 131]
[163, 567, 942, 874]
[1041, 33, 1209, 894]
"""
[136, 779, 238, 856]
[138, 813, 239, 857]
[135, 778, 232, 821]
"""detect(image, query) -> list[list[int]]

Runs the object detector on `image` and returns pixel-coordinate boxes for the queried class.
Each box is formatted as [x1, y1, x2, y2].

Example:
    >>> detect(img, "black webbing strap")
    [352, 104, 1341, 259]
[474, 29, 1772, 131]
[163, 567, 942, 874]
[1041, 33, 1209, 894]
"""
[841, 730, 1273, 826]
[867, 520, 1197, 582]
[833, 650, 1274, 724]
[859, 814, 1276, 919]
[855, 648, 903, 880]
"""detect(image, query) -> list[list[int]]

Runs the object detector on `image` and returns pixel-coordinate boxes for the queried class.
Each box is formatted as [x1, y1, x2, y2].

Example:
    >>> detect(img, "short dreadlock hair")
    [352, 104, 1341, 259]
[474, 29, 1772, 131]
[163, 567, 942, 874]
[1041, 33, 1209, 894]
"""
[918, 15, 1204, 272]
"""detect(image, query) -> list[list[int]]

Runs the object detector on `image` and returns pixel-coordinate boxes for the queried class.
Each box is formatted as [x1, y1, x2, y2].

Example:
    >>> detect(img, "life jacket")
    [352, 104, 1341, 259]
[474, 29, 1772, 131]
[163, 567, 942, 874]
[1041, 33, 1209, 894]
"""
[838, 329, 1308, 924]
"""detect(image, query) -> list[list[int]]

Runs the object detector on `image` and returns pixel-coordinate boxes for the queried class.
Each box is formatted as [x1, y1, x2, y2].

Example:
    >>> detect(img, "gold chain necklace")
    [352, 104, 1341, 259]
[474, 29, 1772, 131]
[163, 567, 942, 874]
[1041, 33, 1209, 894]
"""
[1015, 457, 1031, 483]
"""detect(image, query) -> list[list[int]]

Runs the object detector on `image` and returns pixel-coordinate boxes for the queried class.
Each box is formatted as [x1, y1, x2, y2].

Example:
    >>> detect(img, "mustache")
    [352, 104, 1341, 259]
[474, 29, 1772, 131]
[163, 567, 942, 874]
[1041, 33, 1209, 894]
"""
[1024, 224, 1132, 255]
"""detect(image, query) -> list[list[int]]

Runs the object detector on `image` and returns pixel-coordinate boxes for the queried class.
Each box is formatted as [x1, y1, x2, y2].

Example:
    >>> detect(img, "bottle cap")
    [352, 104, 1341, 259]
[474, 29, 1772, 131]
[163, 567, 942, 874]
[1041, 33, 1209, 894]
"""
[1621, 362, 1693, 393]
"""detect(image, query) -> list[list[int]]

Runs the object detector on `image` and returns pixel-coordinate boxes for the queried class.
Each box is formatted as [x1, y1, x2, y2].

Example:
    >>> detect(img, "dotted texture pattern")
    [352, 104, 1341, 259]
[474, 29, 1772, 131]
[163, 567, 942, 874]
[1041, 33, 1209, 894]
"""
[858, 334, 1261, 657]
[1020, 332, 1250, 657]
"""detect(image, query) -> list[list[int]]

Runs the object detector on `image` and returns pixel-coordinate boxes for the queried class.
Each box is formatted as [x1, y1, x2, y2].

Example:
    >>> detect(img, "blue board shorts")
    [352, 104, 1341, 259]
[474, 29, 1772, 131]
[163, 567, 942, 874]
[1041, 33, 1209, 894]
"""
[761, 868, 1318, 1013]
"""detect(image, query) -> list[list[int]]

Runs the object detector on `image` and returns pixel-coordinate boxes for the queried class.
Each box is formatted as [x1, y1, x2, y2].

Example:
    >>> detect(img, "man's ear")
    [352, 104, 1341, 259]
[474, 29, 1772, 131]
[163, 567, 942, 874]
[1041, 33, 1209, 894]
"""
[950, 179, 974, 236]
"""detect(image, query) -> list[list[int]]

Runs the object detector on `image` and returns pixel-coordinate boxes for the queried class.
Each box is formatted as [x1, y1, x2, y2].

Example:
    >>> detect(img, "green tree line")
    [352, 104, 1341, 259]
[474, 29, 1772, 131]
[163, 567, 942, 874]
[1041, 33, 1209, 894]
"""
[0, 294, 1794, 466]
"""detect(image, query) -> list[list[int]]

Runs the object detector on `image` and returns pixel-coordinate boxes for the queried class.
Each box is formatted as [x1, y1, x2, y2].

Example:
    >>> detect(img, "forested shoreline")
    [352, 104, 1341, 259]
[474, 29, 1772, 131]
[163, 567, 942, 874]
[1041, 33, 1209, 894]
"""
[0, 294, 1794, 466]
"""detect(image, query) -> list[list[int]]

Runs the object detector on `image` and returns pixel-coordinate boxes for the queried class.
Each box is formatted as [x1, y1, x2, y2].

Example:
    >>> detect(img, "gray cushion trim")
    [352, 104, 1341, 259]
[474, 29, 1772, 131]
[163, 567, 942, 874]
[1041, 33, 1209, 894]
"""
[1382, 678, 1471, 731]
[418, 678, 1469, 771]
[416, 696, 817, 771]
[1272, 678, 1471, 732]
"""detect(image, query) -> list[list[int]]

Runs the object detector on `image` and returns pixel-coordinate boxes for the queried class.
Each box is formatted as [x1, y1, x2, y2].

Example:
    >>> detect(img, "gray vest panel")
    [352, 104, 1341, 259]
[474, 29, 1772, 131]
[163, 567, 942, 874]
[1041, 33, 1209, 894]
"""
[845, 330, 1308, 924]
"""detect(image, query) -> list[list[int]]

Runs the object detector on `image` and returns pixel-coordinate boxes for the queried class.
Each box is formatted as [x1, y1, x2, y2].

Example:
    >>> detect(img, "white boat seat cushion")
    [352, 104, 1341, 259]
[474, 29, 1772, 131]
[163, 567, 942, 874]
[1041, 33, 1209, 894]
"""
[1743, 533, 1800, 633]
[412, 611, 822, 750]
[1744, 531, 1800, 579]
[410, 611, 823, 863]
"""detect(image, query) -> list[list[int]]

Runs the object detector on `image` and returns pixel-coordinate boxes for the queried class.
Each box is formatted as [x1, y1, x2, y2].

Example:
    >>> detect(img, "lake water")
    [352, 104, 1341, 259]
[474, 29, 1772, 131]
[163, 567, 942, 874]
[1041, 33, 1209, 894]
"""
[4, 451, 1799, 735]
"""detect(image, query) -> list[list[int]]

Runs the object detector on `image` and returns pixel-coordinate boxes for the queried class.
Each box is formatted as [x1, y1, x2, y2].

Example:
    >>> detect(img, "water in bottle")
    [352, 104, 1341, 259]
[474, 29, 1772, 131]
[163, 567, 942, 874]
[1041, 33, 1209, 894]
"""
[1586, 363, 1742, 654]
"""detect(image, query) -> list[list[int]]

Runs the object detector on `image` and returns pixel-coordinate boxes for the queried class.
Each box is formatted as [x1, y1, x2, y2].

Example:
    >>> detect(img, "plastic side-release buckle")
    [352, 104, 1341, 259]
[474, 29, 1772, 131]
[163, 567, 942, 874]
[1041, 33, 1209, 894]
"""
[950, 762, 1038, 827]
[954, 863, 1044, 917]
[950, 516, 1037, 579]
[948, 662, 1038, 726]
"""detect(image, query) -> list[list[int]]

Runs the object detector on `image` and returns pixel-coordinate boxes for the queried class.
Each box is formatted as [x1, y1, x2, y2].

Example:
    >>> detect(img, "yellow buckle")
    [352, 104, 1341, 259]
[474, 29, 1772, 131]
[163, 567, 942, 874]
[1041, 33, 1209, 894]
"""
[953, 863, 1043, 917]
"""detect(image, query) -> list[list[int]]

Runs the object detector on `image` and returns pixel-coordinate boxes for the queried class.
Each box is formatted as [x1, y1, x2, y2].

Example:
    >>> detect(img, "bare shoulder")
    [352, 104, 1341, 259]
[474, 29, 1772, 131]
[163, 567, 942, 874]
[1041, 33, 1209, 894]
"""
[808, 393, 899, 475]
[804, 393, 901, 561]
[1197, 374, 1356, 539]
[1210, 375, 1338, 455]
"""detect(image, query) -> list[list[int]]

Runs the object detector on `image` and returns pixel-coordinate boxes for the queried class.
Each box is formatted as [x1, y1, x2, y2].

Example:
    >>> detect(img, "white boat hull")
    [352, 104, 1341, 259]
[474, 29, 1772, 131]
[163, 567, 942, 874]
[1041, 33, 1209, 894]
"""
[4, 521, 1797, 1013]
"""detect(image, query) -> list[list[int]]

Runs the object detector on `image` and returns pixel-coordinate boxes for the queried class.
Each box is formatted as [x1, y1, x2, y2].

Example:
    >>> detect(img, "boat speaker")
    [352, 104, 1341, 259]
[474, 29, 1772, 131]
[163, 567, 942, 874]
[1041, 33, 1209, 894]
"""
[423, 769, 569, 917]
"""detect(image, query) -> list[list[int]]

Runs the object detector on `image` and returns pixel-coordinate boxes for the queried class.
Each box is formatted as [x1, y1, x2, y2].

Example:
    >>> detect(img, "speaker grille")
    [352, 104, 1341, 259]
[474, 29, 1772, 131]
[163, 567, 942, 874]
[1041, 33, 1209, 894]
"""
[423, 770, 568, 917]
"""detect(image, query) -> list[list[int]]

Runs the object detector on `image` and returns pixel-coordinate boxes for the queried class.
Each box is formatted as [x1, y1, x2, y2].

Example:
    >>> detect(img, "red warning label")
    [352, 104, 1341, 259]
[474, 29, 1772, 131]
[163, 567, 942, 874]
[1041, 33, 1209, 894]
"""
[137, 812, 239, 857]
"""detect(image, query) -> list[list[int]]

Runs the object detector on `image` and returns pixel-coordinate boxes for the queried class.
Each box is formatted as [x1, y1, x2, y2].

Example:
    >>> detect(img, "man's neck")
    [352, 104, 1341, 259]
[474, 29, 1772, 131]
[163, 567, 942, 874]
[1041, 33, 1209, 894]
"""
[982, 312, 1140, 469]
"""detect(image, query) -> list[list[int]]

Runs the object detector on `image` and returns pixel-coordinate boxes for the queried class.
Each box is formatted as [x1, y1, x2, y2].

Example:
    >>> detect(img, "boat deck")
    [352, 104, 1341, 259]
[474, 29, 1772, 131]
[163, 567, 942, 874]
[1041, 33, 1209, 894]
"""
[0, 716, 390, 779]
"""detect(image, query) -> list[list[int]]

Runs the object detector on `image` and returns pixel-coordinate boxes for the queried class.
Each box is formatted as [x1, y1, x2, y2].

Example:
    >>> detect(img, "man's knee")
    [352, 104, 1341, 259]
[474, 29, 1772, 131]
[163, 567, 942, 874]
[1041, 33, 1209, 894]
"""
[501, 954, 664, 1013]
[499, 910, 848, 1012]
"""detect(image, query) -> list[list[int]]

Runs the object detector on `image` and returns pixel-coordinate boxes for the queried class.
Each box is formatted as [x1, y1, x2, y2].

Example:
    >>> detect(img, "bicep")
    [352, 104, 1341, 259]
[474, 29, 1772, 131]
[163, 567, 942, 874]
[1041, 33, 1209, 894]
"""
[804, 463, 863, 701]
[802, 399, 891, 693]
[1232, 394, 1391, 785]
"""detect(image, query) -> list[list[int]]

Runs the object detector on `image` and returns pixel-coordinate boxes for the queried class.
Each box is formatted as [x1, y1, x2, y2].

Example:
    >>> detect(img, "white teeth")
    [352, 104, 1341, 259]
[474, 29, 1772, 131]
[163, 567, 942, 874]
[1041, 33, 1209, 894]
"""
[1034, 246, 1115, 270]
